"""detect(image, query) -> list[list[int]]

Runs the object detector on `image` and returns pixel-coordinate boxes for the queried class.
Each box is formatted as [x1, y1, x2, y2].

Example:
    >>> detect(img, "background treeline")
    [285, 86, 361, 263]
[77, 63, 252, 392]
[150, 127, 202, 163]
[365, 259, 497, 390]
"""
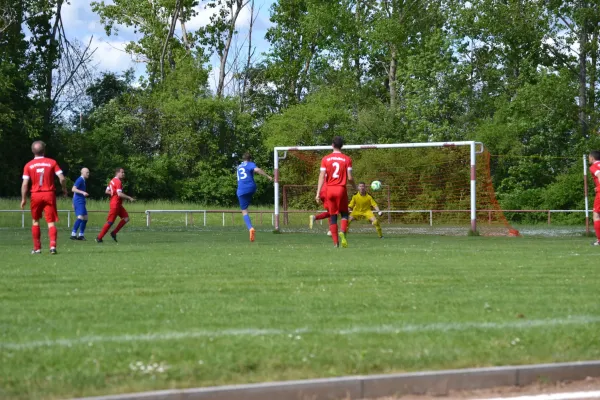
[1, 0, 600, 212]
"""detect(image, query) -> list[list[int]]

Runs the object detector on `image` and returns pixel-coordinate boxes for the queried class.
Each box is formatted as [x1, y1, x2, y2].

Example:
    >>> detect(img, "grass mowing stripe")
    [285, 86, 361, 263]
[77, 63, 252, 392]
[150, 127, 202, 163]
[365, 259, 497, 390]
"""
[3, 315, 599, 350]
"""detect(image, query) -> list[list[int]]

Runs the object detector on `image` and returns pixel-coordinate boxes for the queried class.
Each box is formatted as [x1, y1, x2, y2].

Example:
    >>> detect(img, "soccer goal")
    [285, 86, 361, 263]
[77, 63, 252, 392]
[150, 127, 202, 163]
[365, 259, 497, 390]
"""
[273, 141, 519, 236]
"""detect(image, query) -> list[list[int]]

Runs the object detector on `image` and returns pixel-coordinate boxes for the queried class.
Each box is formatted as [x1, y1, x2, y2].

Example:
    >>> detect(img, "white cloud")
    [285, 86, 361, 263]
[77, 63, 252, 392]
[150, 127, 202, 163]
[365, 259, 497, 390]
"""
[90, 37, 139, 73]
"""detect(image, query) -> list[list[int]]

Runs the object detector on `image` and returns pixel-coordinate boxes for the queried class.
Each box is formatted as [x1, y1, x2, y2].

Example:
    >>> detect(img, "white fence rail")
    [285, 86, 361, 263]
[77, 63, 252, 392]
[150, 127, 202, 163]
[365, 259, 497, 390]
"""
[0, 209, 588, 229]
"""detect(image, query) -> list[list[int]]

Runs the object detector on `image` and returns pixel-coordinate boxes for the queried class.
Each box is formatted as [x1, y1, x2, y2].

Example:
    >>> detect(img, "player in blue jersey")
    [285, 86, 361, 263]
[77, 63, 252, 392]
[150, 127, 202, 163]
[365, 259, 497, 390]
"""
[237, 153, 272, 242]
[71, 168, 90, 240]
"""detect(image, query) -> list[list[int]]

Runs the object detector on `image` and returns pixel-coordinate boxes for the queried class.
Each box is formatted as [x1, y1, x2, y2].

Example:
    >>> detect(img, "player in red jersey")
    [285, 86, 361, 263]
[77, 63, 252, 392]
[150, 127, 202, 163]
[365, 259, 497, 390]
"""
[20, 141, 67, 255]
[96, 167, 135, 243]
[589, 151, 600, 245]
[315, 136, 356, 248]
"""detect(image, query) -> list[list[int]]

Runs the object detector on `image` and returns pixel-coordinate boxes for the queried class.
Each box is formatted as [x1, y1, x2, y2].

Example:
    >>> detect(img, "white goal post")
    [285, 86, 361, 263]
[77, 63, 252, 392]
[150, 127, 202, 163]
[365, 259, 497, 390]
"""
[273, 141, 484, 233]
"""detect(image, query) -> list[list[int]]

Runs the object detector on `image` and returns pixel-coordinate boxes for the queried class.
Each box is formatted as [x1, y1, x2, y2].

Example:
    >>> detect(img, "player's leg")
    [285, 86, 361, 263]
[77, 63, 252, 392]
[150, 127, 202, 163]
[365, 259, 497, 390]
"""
[593, 198, 600, 245]
[97, 208, 117, 242]
[310, 197, 330, 229]
[593, 195, 600, 245]
[71, 204, 83, 239]
[368, 213, 383, 238]
[71, 218, 81, 239]
[43, 196, 59, 254]
[239, 193, 255, 241]
[30, 195, 43, 253]
[111, 207, 129, 241]
[78, 213, 88, 240]
[327, 188, 341, 247]
[339, 191, 350, 247]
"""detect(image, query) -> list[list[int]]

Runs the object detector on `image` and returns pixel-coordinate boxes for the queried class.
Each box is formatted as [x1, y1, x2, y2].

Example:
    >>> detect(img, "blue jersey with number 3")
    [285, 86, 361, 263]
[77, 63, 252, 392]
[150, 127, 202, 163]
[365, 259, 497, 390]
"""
[237, 161, 257, 196]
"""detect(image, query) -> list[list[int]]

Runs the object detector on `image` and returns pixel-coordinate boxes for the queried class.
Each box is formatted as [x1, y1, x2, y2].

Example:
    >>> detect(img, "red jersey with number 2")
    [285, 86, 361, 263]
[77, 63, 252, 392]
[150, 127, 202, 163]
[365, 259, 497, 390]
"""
[320, 153, 352, 186]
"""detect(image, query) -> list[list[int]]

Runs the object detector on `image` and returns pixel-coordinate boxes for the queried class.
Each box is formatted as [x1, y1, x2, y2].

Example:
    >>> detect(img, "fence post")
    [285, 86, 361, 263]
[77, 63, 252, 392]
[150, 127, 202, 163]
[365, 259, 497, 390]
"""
[204, 211, 207, 227]
[429, 210, 433, 227]
[185, 212, 188, 227]
[222, 213, 225, 226]
[67, 210, 71, 228]
[146, 211, 150, 227]
[488, 211, 492, 224]
[22, 211, 25, 228]
[547, 210, 551, 225]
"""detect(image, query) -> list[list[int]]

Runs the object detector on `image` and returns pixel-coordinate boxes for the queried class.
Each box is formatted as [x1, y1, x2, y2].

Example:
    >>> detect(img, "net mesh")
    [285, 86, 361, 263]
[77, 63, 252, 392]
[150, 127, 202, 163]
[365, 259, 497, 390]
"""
[279, 146, 519, 236]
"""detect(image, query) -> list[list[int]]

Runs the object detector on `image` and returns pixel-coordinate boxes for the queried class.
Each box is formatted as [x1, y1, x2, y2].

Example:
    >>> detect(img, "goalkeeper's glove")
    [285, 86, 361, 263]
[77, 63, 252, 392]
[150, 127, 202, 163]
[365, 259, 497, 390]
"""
[377, 211, 383, 216]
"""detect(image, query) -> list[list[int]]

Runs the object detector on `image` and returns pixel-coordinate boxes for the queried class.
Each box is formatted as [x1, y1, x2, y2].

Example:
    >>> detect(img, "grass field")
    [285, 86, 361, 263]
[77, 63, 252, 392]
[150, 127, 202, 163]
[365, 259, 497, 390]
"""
[1, 225, 600, 399]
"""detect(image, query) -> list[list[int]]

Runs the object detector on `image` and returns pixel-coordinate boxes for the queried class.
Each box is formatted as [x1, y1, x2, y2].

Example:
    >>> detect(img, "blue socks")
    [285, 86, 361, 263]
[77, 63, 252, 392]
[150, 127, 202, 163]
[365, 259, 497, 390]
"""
[72, 219, 82, 236]
[243, 214, 253, 230]
[72, 219, 87, 236]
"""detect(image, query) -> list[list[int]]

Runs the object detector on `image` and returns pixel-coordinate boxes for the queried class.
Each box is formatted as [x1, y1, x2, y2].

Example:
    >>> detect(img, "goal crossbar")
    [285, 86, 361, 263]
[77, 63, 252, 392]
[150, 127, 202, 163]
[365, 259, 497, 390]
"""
[273, 141, 484, 233]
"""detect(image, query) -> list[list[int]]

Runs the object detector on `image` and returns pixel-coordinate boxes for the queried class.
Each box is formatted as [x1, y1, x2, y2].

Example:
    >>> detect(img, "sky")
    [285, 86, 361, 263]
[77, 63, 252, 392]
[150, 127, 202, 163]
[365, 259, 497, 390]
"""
[59, 0, 277, 87]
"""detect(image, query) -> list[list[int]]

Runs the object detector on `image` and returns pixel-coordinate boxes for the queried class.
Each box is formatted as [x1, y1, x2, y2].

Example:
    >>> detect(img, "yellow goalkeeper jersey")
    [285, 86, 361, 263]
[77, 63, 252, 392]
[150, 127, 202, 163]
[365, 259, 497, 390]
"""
[349, 192, 378, 213]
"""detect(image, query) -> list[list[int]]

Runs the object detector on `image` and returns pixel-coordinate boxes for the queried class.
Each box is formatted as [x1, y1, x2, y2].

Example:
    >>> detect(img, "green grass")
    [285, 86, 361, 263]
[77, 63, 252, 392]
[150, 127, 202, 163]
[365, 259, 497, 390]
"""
[1, 228, 600, 400]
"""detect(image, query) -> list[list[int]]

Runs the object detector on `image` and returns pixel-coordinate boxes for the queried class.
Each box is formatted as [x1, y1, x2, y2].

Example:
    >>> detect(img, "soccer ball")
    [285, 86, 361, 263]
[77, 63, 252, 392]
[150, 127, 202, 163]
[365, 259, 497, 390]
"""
[371, 180, 382, 191]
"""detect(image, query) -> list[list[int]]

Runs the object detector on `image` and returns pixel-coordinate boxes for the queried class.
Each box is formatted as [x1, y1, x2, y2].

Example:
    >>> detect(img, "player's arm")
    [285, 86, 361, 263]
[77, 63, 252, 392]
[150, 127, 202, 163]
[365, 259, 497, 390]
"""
[118, 191, 135, 202]
[595, 170, 600, 192]
[20, 179, 29, 209]
[348, 195, 356, 211]
[254, 167, 273, 181]
[105, 186, 112, 196]
[347, 169, 357, 191]
[72, 182, 89, 197]
[370, 196, 382, 216]
[315, 170, 326, 203]
[58, 173, 67, 197]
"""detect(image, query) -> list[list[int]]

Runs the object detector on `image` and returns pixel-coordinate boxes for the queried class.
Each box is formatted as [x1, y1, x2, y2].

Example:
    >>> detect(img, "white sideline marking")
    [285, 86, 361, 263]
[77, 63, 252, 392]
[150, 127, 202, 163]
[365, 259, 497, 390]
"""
[472, 390, 600, 400]
[2, 316, 600, 351]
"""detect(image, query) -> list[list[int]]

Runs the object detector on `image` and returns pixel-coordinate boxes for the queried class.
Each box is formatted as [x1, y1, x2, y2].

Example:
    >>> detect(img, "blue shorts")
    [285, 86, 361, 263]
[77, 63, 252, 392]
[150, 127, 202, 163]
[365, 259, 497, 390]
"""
[73, 202, 87, 217]
[238, 192, 255, 210]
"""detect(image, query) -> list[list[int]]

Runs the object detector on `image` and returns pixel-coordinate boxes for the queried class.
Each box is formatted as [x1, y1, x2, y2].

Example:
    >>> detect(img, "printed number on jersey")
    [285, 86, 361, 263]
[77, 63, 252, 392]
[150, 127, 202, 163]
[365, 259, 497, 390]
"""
[331, 162, 340, 178]
[36, 168, 45, 187]
[238, 167, 248, 180]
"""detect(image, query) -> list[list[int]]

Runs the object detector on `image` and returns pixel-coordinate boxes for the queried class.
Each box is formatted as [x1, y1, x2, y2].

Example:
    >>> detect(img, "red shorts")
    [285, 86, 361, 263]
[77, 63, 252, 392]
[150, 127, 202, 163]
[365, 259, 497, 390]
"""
[107, 205, 129, 223]
[594, 195, 600, 213]
[30, 192, 58, 223]
[326, 185, 349, 216]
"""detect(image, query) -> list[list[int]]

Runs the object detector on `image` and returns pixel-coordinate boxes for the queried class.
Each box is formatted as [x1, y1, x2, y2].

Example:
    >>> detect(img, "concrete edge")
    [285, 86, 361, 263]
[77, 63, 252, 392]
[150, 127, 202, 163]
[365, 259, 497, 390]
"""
[72, 360, 600, 400]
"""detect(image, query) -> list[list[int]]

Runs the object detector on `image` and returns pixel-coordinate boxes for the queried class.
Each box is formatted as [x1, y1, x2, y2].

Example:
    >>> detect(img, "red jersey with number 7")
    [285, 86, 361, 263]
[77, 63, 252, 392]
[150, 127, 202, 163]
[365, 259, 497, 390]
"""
[22, 157, 62, 192]
[320, 152, 352, 187]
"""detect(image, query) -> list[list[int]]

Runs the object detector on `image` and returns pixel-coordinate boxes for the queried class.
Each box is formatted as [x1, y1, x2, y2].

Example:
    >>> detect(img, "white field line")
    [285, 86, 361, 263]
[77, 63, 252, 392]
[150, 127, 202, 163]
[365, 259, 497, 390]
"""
[472, 390, 600, 400]
[2, 316, 600, 351]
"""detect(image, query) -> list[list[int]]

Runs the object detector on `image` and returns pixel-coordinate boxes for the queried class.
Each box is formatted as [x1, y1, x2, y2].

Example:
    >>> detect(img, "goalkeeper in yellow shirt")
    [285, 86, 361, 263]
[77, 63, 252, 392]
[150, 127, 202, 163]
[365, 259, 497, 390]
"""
[348, 182, 383, 238]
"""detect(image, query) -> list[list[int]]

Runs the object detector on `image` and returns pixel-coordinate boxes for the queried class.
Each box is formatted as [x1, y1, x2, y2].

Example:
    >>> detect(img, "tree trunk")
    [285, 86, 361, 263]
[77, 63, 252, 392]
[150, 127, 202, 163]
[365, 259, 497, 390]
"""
[578, 0, 588, 137]
[389, 45, 398, 108]
[44, 0, 64, 129]
[588, 19, 598, 132]
[160, 0, 181, 81]
[217, 0, 244, 98]
[240, 0, 254, 112]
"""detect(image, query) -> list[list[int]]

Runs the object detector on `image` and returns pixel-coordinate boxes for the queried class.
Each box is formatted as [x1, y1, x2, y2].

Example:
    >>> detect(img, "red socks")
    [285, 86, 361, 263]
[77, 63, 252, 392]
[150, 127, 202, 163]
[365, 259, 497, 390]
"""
[315, 212, 330, 221]
[112, 219, 128, 234]
[98, 223, 111, 239]
[329, 223, 339, 245]
[341, 219, 348, 234]
[594, 220, 600, 241]
[49, 226, 57, 249]
[32, 225, 41, 250]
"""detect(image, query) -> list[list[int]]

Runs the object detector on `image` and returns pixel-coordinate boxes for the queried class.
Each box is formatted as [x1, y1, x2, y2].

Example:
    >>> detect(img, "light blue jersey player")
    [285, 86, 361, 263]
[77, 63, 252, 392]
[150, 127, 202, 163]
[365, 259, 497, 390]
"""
[236, 153, 272, 242]
[71, 168, 90, 240]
